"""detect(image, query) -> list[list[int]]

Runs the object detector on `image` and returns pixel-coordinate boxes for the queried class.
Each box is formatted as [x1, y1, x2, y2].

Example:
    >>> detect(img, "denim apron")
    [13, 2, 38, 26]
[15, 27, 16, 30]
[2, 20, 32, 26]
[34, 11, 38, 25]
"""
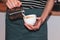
[6, 1, 47, 40]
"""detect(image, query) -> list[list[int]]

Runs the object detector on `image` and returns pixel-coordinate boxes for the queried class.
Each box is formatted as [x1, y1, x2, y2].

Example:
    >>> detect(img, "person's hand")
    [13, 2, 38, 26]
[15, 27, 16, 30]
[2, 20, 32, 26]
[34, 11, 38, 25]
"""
[6, 0, 22, 9]
[24, 17, 42, 31]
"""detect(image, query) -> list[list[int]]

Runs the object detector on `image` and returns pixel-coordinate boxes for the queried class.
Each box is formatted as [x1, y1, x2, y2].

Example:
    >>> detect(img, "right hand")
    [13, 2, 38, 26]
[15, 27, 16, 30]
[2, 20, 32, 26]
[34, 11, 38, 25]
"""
[6, 0, 22, 9]
[24, 17, 42, 31]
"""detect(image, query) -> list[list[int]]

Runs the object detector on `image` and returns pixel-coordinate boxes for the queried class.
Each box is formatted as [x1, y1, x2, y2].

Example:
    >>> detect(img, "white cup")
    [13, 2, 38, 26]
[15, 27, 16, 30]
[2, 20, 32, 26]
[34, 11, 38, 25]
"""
[23, 14, 37, 25]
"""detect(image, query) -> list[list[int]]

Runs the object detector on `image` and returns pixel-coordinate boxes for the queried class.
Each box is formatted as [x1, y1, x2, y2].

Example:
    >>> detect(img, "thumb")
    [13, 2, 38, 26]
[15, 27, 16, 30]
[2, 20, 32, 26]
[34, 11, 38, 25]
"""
[16, 1, 22, 7]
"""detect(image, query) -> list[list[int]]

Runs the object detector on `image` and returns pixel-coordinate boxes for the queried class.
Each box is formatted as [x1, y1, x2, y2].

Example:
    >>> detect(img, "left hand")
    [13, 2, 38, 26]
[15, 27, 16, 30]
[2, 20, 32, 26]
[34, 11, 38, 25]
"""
[24, 17, 42, 31]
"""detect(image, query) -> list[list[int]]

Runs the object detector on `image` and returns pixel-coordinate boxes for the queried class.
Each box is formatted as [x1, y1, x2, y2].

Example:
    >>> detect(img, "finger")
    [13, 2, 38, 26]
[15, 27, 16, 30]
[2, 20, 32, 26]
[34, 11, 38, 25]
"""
[16, 1, 22, 7]
[34, 19, 42, 30]
[35, 20, 41, 29]
[26, 24, 38, 30]
[28, 25, 34, 30]
[10, 0, 16, 7]
[6, 0, 14, 9]
[6, 2, 12, 9]
[24, 23, 33, 30]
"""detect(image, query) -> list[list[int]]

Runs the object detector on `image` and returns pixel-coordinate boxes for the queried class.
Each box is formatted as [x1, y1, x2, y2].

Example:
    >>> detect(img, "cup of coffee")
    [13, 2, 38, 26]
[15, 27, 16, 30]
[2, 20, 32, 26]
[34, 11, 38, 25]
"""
[23, 14, 37, 25]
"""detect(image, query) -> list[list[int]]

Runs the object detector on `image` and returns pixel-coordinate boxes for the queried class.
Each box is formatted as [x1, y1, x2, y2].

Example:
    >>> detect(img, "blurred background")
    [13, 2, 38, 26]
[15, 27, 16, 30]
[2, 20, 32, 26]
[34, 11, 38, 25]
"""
[0, 0, 60, 40]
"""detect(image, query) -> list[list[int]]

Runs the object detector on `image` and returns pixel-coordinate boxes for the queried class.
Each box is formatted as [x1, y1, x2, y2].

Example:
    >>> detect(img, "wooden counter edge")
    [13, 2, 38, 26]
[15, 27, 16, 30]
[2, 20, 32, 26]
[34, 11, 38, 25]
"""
[0, 2, 7, 12]
[51, 11, 60, 16]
